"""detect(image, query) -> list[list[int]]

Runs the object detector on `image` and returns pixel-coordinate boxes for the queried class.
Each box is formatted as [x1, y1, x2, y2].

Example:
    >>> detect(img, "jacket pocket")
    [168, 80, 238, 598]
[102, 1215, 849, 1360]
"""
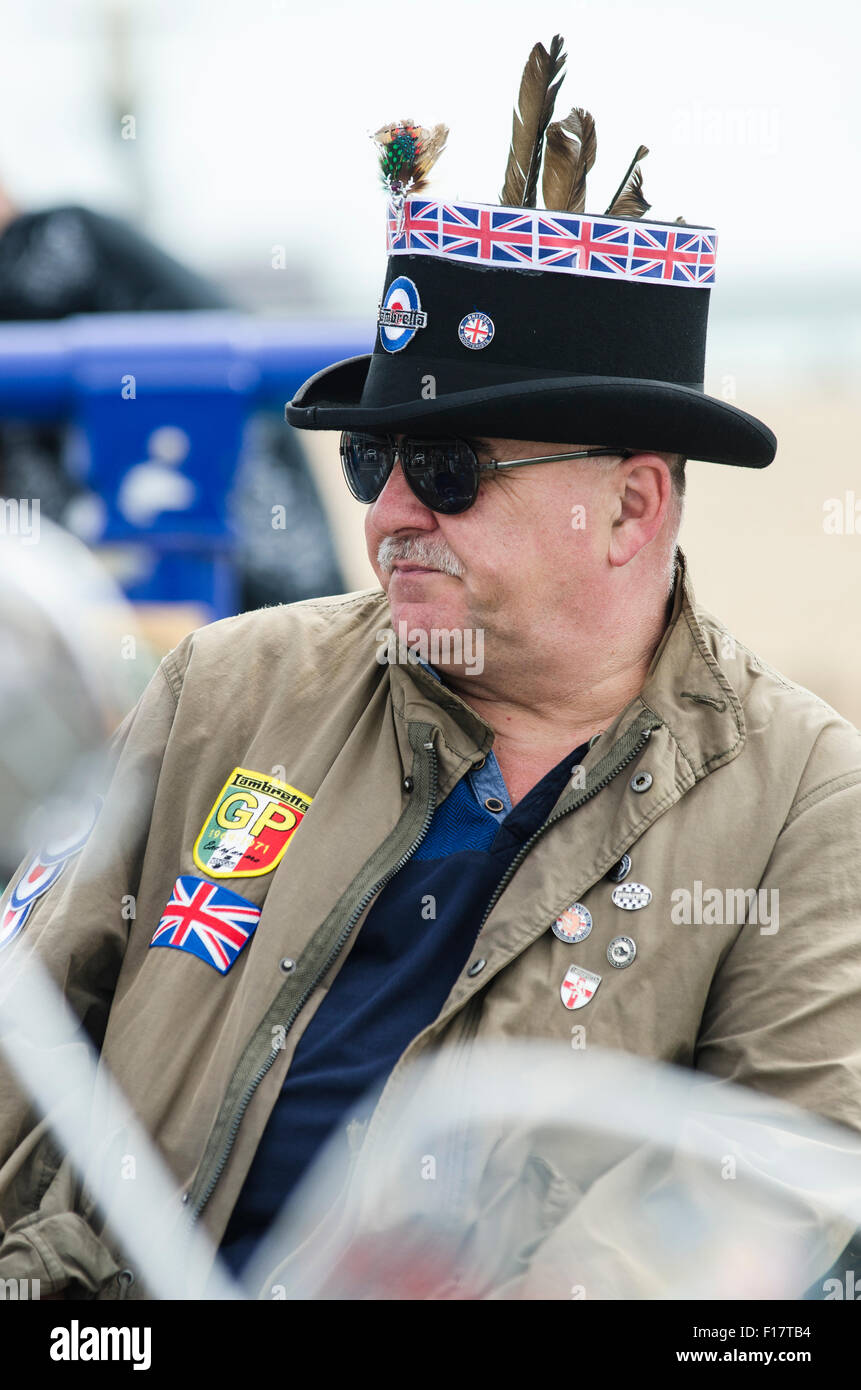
[0, 1209, 122, 1296]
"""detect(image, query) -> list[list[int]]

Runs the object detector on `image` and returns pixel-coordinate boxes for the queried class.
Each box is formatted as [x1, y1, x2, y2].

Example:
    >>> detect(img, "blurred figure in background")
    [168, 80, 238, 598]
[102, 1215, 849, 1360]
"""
[0, 180, 345, 611]
[0, 518, 149, 888]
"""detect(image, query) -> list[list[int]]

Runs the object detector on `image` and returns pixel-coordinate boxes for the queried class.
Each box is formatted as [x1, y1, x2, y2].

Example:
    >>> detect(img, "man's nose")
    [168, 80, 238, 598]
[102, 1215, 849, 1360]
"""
[369, 454, 437, 532]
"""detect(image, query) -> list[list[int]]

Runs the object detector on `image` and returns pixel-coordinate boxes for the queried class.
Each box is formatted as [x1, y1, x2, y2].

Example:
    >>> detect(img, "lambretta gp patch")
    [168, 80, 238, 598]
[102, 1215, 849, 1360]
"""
[193, 767, 312, 879]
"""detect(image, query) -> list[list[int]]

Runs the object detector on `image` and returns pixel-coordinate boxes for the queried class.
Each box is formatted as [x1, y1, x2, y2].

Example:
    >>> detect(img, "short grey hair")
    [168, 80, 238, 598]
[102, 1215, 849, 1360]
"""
[593, 449, 687, 505]
[665, 452, 687, 501]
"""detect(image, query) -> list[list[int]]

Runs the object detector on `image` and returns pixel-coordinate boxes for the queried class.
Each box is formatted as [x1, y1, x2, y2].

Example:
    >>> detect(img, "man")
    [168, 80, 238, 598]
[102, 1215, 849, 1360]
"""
[1, 47, 860, 1300]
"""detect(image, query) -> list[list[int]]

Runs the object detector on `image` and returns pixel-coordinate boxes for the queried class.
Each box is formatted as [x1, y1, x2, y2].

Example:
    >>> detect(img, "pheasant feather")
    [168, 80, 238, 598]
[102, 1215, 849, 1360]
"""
[604, 145, 651, 218]
[500, 35, 566, 208]
[541, 106, 596, 213]
[373, 120, 449, 199]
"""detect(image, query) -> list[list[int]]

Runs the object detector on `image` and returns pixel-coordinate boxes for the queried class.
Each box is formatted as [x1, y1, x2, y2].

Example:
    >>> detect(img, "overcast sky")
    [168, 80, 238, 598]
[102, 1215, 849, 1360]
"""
[0, 0, 856, 320]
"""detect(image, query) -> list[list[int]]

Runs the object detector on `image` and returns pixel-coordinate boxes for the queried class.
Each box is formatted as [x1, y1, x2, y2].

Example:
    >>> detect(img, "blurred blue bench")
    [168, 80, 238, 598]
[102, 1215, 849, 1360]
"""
[0, 312, 371, 617]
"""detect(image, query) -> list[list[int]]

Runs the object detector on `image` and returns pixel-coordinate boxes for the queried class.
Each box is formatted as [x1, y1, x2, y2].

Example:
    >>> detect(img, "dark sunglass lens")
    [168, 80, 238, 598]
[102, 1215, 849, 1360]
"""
[404, 439, 479, 514]
[340, 433, 394, 503]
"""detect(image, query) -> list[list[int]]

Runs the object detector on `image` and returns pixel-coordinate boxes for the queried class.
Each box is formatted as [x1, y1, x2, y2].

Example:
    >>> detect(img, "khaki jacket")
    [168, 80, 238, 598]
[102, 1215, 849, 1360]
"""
[1, 549, 860, 1299]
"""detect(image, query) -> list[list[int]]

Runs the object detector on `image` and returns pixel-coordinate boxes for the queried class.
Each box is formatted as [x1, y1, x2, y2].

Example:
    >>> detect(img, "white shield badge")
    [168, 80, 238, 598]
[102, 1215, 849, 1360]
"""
[560, 964, 602, 1011]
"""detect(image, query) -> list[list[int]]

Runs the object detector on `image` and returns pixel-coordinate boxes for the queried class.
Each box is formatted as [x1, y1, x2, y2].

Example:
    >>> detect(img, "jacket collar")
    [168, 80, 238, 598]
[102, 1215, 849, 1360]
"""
[385, 545, 745, 783]
[636, 546, 745, 777]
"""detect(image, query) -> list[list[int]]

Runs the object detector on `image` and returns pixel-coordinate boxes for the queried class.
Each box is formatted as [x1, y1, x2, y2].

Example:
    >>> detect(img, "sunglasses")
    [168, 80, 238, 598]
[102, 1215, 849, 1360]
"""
[339, 432, 636, 515]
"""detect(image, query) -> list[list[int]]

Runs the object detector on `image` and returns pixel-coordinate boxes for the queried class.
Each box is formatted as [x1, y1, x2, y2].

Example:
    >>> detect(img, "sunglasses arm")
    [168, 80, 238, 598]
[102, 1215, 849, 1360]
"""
[482, 448, 635, 472]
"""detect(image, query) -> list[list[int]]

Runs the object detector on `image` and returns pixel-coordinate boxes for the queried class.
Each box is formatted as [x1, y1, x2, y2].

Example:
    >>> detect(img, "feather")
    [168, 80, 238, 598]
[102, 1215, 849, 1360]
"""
[500, 35, 566, 208]
[541, 106, 596, 213]
[604, 144, 651, 218]
[410, 123, 449, 194]
[373, 120, 449, 197]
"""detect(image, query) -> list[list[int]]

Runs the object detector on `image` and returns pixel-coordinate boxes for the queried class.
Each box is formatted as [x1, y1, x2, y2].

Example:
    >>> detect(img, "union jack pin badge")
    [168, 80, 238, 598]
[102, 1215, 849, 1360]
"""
[458, 311, 494, 349]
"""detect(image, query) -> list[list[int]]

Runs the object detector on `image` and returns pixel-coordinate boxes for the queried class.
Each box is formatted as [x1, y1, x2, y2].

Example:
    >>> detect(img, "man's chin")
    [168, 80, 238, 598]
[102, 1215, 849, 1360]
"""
[387, 599, 453, 632]
[383, 598, 486, 678]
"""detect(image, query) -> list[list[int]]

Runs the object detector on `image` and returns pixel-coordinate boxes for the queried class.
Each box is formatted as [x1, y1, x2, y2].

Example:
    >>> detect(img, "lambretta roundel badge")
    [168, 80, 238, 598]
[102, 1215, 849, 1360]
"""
[458, 311, 494, 349]
[0, 796, 103, 952]
[377, 275, 428, 352]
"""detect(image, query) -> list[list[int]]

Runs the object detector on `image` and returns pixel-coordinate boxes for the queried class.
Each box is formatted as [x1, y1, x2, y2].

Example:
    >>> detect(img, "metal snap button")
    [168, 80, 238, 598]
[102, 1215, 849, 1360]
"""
[279, 957, 296, 973]
[484, 797, 505, 813]
[630, 772, 652, 793]
[467, 958, 487, 977]
[607, 936, 637, 968]
[117, 1268, 135, 1287]
[403, 776, 414, 792]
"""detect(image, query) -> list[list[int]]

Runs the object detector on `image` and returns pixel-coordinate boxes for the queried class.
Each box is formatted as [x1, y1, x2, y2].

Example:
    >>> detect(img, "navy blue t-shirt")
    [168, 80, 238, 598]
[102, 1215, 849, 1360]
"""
[218, 733, 590, 1275]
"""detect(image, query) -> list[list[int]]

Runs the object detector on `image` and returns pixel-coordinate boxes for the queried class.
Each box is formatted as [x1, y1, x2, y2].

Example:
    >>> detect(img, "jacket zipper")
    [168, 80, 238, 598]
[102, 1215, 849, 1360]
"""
[188, 725, 439, 1225]
[349, 708, 663, 1168]
[475, 710, 661, 937]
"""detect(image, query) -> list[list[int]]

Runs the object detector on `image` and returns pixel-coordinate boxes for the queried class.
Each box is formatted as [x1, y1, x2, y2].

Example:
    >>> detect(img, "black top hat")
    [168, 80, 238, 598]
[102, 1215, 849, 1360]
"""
[286, 43, 776, 469]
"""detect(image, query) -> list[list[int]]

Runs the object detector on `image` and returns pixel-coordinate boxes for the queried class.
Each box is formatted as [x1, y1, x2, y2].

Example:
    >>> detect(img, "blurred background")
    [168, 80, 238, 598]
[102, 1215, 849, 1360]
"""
[0, 0, 858, 721]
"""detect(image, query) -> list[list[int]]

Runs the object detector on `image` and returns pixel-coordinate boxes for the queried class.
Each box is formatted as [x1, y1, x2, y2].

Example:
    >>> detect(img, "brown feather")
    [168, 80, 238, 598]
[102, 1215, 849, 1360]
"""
[604, 144, 651, 218]
[410, 123, 449, 193]
[500, 35, 566, 207]
[541, 106, 596, 213]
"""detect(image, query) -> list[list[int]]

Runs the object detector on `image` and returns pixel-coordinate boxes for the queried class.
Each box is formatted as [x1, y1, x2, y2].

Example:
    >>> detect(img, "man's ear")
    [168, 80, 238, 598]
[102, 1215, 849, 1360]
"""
[608, 456, 673, 568]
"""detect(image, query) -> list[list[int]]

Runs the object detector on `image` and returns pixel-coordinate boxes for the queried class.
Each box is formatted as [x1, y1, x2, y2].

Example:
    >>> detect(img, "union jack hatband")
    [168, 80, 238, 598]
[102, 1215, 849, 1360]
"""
[387, 199, 716, 288]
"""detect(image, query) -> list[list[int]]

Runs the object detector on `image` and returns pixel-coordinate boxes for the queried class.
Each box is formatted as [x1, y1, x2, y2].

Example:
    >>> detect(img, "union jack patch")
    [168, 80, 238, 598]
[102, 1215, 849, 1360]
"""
[150, 876, 261, 974]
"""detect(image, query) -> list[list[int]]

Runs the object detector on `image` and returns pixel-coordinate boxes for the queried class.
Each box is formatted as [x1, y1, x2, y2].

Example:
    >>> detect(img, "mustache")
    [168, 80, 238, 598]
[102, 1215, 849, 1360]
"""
[377, 535, 464, 578]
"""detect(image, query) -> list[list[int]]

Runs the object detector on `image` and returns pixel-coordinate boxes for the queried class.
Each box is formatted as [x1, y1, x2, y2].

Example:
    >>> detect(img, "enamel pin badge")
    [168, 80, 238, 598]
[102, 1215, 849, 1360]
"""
[611, 882, 652, 911]
[552, 902, 593, 944]
[560, 964, 602, 1011]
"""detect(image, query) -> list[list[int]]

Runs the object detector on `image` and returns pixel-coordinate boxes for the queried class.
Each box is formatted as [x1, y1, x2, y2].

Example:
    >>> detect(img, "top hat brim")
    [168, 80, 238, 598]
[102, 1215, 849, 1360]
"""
[285, 354, 776, 468]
